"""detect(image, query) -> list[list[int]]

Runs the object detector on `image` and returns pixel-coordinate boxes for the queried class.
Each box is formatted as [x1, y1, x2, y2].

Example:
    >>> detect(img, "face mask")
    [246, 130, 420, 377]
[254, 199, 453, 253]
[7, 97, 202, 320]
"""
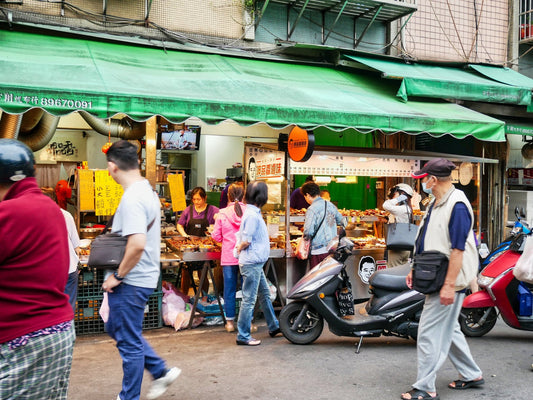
[422, 181, 432, 195]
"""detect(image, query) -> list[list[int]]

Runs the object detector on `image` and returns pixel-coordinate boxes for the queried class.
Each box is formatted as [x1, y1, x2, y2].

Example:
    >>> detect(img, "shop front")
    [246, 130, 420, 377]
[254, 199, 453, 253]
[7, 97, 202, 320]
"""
[0, 29, 511, 333]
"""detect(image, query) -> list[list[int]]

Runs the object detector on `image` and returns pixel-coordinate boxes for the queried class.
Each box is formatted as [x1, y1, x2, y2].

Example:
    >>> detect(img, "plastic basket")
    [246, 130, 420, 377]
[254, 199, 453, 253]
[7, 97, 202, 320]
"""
[75, 291, 163, 335]
[78, 267, 105, 297]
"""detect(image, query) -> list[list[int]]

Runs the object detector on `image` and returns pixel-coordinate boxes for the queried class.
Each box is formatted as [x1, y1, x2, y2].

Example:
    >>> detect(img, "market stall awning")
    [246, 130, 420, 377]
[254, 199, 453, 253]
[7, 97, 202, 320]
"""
[504, 121, 533, 136]
[0, 30, 505, 141]
[343, 55, 532, 105]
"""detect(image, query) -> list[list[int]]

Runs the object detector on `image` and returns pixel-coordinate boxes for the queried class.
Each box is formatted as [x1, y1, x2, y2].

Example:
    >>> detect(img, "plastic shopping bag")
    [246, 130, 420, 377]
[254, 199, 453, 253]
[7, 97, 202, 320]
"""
[514, 236, 533, 284]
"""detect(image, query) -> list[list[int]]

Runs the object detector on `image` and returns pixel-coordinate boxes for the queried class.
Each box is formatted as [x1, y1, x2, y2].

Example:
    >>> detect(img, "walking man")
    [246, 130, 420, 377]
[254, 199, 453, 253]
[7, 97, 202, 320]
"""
[401, 158, 484, 400]
[102, 140, 180, 400]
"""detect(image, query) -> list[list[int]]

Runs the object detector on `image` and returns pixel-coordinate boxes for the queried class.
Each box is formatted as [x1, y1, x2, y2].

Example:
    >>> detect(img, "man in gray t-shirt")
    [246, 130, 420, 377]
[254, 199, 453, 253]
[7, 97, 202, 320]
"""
[102, 140, 180, 400]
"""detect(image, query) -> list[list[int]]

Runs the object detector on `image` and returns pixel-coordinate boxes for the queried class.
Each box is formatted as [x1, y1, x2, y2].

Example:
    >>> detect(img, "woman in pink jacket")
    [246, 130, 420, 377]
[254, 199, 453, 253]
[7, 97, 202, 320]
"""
[211, 183, 246, 332]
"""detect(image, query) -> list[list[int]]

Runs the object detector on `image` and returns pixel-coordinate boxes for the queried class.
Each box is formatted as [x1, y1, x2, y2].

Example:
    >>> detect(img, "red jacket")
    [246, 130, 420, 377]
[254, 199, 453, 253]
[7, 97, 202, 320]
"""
[0, 178, 73, 343]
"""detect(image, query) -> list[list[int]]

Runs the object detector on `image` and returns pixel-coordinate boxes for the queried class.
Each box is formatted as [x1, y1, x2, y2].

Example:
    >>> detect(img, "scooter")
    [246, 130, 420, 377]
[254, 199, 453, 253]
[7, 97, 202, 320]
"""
[279, 232, 425, 352]
[460, 232, 533, 337]
[479, 207, 530, 269]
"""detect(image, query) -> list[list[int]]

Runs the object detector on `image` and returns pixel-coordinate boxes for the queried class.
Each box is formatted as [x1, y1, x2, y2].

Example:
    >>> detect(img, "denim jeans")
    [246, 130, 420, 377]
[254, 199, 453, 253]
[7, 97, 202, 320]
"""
[223, 265, 239, 320]
[237, 263, 279, 342]
[64, 271, 78, 315]
[106, 283, 167, 400]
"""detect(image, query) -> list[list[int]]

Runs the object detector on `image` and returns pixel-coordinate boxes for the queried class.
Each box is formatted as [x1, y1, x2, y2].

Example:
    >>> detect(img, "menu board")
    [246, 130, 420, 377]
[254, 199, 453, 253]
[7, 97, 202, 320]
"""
[94, 170, 123, 216]
[78, 169, 94, 211]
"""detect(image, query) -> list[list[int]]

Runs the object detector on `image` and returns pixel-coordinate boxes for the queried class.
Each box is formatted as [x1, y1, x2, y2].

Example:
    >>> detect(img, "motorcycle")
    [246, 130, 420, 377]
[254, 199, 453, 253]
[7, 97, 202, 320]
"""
[460, 233, 533, 337]
[479, 207, 530, 269]
[279, 232, 425, 352]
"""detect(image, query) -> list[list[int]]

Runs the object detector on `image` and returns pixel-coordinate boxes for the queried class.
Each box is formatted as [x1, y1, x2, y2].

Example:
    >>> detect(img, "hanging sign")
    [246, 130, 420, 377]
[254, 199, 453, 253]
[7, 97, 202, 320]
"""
[78, 169, 95, 211]
[168, 173, 187, 212]
[245, 146, 285, 182]
[94, 170, 123, 216]
[287, 126, 314, 162]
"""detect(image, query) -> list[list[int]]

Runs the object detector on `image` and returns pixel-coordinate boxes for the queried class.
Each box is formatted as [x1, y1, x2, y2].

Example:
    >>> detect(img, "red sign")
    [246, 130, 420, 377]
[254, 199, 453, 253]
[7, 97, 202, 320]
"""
[287, 126, 314, 162]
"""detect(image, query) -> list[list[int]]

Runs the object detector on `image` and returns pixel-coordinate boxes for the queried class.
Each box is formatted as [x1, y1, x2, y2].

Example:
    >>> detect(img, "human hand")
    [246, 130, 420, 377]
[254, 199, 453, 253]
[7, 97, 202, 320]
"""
[102, 275, 121, 293]
[406, 271, 413, 289]
[440, 285, 455, 305]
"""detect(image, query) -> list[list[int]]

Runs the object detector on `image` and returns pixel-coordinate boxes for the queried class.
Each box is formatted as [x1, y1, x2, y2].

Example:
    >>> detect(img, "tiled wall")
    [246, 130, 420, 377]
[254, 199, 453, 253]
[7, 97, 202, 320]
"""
[402, 0, 509, 64]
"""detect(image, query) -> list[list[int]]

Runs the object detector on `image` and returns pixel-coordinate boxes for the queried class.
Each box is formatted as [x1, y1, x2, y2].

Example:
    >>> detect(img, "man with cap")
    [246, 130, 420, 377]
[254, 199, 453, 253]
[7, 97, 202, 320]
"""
[0, 139, 75, 399]
[400, 158, 483, 400]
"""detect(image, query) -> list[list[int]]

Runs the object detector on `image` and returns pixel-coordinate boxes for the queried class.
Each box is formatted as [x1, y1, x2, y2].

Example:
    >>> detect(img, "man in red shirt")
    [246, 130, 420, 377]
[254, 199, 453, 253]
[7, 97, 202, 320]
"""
[0, 139, 75, 399]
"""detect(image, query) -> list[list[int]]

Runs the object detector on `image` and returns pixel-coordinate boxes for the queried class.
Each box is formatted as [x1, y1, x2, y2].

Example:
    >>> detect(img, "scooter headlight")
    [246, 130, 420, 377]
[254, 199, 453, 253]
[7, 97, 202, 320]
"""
[477, 275, 494, 288]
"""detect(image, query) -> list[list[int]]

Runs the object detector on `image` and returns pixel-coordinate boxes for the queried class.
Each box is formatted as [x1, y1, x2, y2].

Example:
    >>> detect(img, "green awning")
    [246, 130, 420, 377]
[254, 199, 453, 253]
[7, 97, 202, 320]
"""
[469, 64, 533, 89]
[0, 30, 505, 141]
[505, 122, 533, 136]
[344, 55, 532, 105]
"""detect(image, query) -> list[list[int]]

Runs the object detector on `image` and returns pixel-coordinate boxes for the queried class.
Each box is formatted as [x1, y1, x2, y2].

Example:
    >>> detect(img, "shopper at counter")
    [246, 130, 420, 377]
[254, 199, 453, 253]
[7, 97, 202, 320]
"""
[211, 182, 246, 333]
[301, 181, 345, 269]
[290, 175, 314, 210]
[234, 181, 281, 346]
[383, 183, 415, 267]
[102, 140, 180, 400]
[0, 139, 75, 399]
[176, 186, 219, 294]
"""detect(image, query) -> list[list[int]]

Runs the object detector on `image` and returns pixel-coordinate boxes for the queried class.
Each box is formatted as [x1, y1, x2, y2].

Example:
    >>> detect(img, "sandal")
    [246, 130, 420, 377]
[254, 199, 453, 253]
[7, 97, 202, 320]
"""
[400, 389, 439, 400]
[448, 378, 484, 390]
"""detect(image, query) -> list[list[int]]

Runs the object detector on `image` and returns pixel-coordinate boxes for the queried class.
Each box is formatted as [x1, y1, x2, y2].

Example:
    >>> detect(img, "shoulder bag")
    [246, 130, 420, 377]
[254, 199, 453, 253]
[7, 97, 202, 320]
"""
[386, 205, 418, 251]
[411, 203, 449, 294]
[88, 215, 156, 270]
[295, 201, 327, 260]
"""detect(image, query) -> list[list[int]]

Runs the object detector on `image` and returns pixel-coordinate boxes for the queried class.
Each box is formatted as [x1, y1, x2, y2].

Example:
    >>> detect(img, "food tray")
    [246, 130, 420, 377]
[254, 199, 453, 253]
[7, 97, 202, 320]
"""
[179, 251, 221, 262]
[269, 248, 285, 258]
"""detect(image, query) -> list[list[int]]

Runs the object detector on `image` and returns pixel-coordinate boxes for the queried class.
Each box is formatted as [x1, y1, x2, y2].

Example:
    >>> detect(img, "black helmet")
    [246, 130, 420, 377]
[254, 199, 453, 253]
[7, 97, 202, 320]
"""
[0, 139, 35, 183]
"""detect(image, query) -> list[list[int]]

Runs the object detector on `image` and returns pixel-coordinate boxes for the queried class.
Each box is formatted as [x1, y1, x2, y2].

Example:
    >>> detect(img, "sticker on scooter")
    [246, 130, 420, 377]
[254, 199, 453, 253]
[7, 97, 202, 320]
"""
[358, 256, 376, 284]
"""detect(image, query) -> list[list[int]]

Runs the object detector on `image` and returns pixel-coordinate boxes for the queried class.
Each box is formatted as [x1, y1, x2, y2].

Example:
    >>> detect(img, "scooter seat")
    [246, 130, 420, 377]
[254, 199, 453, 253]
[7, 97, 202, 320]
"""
[370, 263, 410, 291]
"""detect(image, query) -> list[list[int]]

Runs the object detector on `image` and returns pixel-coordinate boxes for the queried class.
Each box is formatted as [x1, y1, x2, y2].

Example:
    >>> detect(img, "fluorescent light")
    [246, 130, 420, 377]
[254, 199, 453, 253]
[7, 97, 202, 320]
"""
[315, 176, 331, 184]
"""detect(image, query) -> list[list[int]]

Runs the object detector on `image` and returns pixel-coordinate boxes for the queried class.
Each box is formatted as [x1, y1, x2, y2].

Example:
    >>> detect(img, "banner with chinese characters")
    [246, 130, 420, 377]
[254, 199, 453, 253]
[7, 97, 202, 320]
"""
[94, 170, 123, 216]
[78, 169, 95, 211]
[34, 130, 87, 163]
[290, 154, 420, 177]
[168, 173, 187, 212]
[244, 146, 285, 182]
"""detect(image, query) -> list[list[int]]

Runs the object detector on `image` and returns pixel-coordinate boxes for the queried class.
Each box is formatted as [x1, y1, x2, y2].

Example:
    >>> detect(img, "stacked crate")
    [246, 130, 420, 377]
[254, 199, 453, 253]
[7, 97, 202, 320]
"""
[75, 267, 163, 335]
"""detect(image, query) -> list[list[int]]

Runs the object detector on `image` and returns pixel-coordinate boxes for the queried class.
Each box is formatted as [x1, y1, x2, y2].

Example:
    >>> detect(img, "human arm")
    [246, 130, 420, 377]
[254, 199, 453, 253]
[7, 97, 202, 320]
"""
[440, 249, 463, 305]
[211, 214, 223, 243]
[176, 207, 190, 237]
[102, 233, 146, 292]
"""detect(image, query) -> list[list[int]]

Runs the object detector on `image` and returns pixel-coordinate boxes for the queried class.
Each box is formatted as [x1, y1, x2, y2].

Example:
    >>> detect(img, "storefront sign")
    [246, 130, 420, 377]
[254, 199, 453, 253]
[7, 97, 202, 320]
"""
[508, 168, 533, 186]
[290, 155, 419, 177]
[245, 146, 285, 181]
[34, 130, 87, 163]
[94, 170, 123, 216]
[287, 126, 314, 162]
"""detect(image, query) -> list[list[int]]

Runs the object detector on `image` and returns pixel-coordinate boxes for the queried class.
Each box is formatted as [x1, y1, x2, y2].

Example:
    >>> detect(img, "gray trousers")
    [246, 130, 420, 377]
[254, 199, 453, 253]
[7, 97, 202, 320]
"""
[413, 292, 482, 393]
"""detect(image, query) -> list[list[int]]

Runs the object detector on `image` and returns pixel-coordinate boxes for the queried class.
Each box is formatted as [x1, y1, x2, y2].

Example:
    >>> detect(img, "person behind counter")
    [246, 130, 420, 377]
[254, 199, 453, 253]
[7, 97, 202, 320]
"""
[211, 182, 246, 333]
[383, 183, 416, 267]
[234, 181, 281, 346]
[176, 186, 219, 295]
[301, 181, 345, 269]
[290, 175, 314, 210]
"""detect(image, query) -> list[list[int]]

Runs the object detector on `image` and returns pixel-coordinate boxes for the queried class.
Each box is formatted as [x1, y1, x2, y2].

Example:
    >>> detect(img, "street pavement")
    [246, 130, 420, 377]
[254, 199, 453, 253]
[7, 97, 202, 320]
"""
[68, 318, 533, 400]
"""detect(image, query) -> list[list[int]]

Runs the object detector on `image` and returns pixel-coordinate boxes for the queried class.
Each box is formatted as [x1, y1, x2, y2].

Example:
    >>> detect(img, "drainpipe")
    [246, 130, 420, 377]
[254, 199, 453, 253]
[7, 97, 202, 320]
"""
[0, 112, 22, 139]
[78, 110, 145, 140]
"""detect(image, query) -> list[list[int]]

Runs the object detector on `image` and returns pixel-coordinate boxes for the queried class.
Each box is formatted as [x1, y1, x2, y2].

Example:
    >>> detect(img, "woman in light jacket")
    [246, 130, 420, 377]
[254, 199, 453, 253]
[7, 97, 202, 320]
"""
[211, 183, 245, 333]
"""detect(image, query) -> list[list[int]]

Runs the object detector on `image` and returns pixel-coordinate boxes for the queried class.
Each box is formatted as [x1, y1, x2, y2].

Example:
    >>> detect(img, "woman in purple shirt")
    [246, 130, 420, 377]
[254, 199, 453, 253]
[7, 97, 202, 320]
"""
[176, 187, 219, 294]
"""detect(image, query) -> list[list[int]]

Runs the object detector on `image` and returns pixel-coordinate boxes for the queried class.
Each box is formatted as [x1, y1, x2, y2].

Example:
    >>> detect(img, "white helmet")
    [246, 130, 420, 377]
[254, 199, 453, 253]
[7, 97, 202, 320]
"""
[395, 183, 414, 197]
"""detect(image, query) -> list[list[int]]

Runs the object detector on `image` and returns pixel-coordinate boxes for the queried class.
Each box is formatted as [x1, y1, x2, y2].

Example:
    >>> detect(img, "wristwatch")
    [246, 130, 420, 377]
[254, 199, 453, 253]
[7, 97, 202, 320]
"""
[113, 271, 125, 281]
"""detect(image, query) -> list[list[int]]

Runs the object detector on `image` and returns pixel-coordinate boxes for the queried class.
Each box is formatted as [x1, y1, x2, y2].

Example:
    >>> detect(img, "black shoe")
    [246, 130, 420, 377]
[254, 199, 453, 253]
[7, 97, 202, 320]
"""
[269, 328, 281, 338]
[236, 338, 261, 346]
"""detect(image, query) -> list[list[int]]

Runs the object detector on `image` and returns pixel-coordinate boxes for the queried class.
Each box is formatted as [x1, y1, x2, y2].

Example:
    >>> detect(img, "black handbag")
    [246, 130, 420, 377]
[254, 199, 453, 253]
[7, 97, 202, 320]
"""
[412, 251, 449, 294]
[386, 222, 419, 250]
[87, 215, 155, 270]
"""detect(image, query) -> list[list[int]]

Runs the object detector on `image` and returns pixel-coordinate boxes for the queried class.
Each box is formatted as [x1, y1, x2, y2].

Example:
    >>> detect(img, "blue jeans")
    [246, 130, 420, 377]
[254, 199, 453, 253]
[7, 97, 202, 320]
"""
[64, 271, 78, 315]
[237, 263, 279, 342]
[106, 283, 167, 400]
[223, 265, 239, 320]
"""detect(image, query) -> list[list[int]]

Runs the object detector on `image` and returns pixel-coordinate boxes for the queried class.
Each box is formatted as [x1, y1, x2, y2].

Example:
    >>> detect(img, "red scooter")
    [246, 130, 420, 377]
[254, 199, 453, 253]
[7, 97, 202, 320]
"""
[460, 233, 533, 337]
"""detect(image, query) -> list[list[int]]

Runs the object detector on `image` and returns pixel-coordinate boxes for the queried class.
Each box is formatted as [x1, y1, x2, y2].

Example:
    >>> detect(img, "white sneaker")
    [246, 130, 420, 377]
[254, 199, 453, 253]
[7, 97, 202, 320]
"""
[146, 367, 181, 400]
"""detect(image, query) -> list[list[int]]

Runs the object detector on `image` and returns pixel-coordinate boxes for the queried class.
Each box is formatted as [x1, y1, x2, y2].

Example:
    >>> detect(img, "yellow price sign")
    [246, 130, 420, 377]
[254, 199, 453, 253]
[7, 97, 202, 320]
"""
[78, 169, 94, 211]
[94, 170, 123, 216]
[168, 173, 187, 212]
